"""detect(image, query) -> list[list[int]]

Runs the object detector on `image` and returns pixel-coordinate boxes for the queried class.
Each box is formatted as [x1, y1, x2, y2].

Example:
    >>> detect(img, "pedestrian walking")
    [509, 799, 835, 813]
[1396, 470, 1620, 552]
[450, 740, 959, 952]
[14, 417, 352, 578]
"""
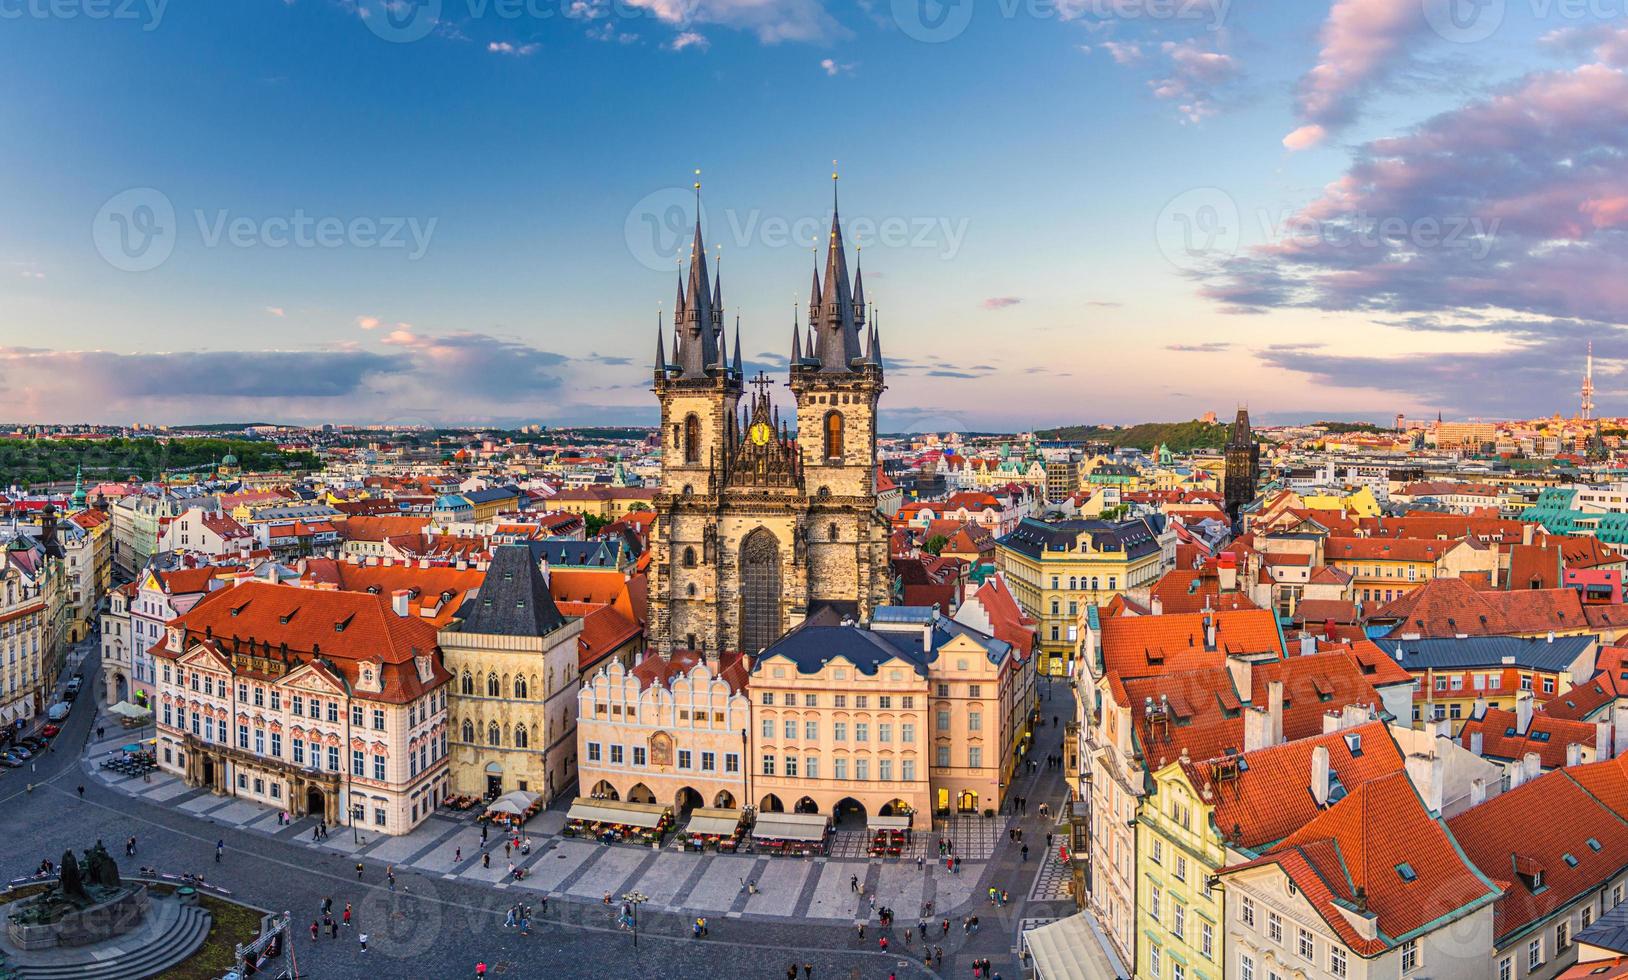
[359, 932, 369, 953]
[356, 862, 365, 880]
[803, 964, 812, 979]
[1022, 844, 1029, 862]
[505, 841, 512, 859]
[329, 918, 338, 939]
[77, 785, 84, 799]
[857, 922, 865, 941]
[1046, 832, 1053, 849]
[97, 725, 104, 740]
[310, 920, 319, 942]
[343, 903, 352, 927]
[786, 964, 798, 980]
[387, 867, 396, 891]
[941, 918, 949, 936]
[482, 853, 490, 869]
[879, 936, 888, 952]
[455, 847, 462, 863]
[916, 854, 924, 870]
[215, 839, 223, 863]
[476, 962, 488, 978]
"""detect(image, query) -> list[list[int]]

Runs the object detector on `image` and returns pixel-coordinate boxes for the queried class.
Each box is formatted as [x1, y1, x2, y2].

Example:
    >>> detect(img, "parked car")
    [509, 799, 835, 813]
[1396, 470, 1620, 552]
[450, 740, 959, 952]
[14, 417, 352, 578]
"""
[40, 724, 60, 737]
[0, 755, 23, 768]
[9, 746, 31, 760]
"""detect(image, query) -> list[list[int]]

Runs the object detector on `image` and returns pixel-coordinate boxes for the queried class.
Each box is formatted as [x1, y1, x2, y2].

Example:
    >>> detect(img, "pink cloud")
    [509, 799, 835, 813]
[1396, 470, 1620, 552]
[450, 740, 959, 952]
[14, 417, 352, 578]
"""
[1286, 0, 1424, 149]
[982, 297, 1021, 310]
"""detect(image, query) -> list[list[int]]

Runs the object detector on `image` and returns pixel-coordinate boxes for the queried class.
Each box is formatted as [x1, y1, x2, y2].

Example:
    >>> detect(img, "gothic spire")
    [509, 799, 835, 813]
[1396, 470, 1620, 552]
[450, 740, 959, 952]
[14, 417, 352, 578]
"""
[791, 305, 803, 364]
[732, 317, 743, 377]
[853, 249, 866, 325]
[869, 311, 883, 366]
[812, 191, 863, 372]
[654, 312, 666, 378]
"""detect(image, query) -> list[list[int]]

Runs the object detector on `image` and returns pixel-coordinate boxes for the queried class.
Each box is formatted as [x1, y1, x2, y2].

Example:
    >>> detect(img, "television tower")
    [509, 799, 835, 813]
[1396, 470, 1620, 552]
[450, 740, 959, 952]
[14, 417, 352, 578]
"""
[1582, 340, 1595, 421]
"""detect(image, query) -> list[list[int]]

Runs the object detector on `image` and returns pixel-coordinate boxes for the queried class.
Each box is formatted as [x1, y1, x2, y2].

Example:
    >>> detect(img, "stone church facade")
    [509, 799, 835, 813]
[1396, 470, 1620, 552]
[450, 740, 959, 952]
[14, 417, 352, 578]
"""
[648, 192, 892, 656]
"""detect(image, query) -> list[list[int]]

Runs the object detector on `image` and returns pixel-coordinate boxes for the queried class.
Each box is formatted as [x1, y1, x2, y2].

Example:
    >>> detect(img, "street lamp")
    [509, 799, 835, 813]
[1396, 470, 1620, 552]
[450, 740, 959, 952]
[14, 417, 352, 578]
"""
[352, 802, 364, 845]
[621, 890, 648, 948]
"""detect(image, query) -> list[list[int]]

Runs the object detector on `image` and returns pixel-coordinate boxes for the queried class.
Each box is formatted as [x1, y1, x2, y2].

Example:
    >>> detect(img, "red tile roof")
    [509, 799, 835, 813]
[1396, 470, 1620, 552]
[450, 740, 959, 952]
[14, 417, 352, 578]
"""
[1449, 765, 1628, 942]
[338, 515, 431, 543]
[1546, 672, 1628, 722]
[577, 604, 642, 672]
[1184, 719, 1405, 850]
[1223, 772, 1498, 955]
[297, 558, 484, 627]
[1098, 608, 1284, 680]
[1458, 705, 1600, 769]
[156, 581, 448, 705]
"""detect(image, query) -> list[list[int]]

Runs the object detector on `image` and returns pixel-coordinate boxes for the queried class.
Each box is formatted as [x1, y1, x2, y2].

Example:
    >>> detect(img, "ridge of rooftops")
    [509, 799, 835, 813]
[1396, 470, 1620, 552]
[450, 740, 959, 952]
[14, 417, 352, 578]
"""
[1380, 633, 1595, 672]
[754, 605, 1012, 677]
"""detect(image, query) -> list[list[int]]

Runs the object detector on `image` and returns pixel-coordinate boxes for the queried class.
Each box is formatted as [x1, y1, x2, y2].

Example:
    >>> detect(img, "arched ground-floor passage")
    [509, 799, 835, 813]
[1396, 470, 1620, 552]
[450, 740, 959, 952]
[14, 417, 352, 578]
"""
[832, 797, 867, 829]
[879, 798, 915, 818]
[793, 796, 819, 814]
[758, 793, 784, 813]
[485, 761, 503, 798]
[627, 783, 657, 805]
[589, 779, 620, 801]
[712, 790, 736, 809]
[675, 786, 704, 815]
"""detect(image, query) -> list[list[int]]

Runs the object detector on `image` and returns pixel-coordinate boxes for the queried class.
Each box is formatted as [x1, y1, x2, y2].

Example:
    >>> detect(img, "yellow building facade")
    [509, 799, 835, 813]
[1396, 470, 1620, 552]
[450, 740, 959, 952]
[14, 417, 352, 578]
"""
[1138, 761, 1227, 980]
[996, 518, 1164, 676]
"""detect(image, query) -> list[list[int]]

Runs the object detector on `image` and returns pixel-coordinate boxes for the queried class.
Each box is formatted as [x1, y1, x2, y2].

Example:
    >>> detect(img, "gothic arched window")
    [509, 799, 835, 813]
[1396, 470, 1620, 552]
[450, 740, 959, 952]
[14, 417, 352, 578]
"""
[823, 411, 844, 461]
[683, 546, 697, 568]
[488, 722, 502, 746]
[460, 671, 473, 696]
[828, 522, 839, 542]
[684, 414, 701, 464]
[739, 528, 783, 654]
[513, 675, 528, 699]
[514, 725, 529, 748]
[487, 672, 500, 697]
[461, 719, 474, 743]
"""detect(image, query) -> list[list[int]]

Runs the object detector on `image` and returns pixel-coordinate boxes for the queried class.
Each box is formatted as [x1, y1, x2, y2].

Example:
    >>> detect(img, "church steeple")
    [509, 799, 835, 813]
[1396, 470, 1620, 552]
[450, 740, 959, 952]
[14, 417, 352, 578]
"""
[732, 318, 743, 378]
[654, 312, 667, 380]
[674, 199, 723, 376]
[791, 306, 803, 364]
[810, 168, 865, 373]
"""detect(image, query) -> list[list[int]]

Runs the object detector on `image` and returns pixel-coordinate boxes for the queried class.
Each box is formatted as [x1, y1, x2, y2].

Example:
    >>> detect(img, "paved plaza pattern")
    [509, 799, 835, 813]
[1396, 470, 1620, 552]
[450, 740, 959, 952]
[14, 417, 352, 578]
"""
[4, 648, 1091, 978]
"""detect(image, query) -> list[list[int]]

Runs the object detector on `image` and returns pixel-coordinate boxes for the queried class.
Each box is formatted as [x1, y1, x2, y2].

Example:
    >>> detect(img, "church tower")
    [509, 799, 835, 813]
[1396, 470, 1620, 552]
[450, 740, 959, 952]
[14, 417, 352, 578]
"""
[1223, 407, 1260, 526]
[648, 178, 891, 657]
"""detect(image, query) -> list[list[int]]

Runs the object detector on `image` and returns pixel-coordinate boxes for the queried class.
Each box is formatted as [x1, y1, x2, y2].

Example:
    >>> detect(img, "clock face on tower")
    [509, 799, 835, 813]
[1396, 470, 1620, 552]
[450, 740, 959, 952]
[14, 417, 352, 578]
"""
[749, 421, 773, 446]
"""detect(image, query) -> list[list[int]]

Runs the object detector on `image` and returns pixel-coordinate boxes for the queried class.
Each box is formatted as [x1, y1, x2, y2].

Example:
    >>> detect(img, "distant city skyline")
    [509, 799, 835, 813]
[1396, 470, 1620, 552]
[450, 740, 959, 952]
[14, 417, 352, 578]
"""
[3, 1, 1625, 427]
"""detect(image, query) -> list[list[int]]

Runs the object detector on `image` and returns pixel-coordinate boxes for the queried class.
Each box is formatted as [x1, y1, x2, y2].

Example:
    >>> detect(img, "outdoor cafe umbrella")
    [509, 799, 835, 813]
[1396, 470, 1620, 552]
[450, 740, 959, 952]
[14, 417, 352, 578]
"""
[485, 790, 539, 817]
[108, 701, 151, 719]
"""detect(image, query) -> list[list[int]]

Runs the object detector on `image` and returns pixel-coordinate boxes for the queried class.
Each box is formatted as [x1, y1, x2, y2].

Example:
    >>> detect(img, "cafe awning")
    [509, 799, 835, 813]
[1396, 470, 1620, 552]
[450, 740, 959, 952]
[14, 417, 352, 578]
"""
[566, 798, 670, 829]
[684, 807, 743, 837]
[485, 790, 539, 817]
[1022, 913, 1118, 980]
[109, 701, 151, 719]
[869, 815, 912, 831]
[751, 812, 829, 842]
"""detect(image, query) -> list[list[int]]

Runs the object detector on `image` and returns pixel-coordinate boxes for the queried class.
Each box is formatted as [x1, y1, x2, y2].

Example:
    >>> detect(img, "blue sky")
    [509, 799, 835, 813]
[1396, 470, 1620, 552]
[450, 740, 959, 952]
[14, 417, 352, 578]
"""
[2, 0, 1625, 429]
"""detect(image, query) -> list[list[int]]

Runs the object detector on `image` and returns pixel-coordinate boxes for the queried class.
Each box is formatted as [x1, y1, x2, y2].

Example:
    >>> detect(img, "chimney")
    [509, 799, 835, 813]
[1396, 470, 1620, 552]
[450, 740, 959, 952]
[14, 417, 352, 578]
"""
[1268, 679, 1284, 746]
[391, 589, 411, 617]
[1298, 632, 1317, 658]
[1471, 696, 1488, 721]
[1322, 709, 1342, 735]
[1218, 559, 1237, 593]
[1203, 614, 1217, 650]
[1597, 719, 1612, 760]
[1469, 730, 1484, 756]
[1567, 742, 1584, 768]
[1516, 690, 1534, 735]
[1430, 716, 1452, 740]
[1524, 751, 1542, 781]
[1310, 744, 1331, 806]
[1150, 595, 1163, 616]
[1244, 706, 1272, 753]
[1470, 776, 1487, 806]
[1406, 750, 1445, 814]
[1227, 655, 1252, 705]
[1522, 522, 1535, 546]
[1615, 701, 1628, 758]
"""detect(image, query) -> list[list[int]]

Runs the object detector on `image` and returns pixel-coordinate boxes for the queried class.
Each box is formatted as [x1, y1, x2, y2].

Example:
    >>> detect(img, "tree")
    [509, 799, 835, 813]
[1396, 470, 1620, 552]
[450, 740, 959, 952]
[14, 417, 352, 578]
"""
[923, 534, 949, 556]
[584, 513, 615, 536]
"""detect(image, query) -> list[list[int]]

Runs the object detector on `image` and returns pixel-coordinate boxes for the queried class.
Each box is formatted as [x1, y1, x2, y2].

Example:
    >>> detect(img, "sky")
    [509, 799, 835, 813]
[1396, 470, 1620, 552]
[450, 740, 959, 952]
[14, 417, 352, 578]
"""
[1, 0, 1626, 431]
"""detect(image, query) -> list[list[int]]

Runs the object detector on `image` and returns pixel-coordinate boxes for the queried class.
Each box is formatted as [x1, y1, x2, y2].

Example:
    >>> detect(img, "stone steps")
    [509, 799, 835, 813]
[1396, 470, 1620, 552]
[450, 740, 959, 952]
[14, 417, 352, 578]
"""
[13, 904, 212, 980]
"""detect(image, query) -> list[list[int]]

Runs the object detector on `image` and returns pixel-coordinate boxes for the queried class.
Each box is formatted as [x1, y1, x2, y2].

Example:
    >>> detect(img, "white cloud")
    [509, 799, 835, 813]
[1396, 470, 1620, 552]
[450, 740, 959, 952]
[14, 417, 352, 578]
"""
[669, 31, 709, 51]
[820, 57, 855, 76]
[265, 306, 286, 317]
[488, 41, 541, 56]
[1286, 0, 1424, 149]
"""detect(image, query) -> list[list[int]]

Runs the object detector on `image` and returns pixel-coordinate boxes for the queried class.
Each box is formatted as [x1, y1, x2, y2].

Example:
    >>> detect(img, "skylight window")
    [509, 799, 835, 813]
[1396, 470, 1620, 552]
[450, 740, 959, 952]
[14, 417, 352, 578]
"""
[1396, 863, 1417, 882]
[1588, 838, 1602, 852]
[1564, 854, 1579, 868]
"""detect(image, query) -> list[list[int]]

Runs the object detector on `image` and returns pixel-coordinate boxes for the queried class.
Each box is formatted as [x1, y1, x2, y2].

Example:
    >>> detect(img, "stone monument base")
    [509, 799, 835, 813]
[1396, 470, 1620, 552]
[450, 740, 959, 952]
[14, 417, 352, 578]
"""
[5, 885, 149, 951]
